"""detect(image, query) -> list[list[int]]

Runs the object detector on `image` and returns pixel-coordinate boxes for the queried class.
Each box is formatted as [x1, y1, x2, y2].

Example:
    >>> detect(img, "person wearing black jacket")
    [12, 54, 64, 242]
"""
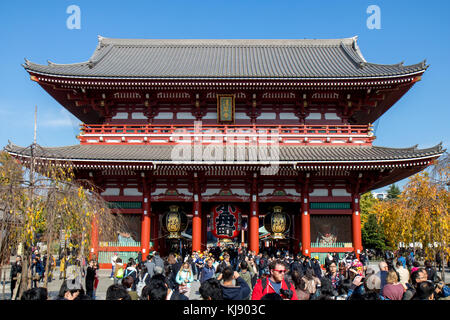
[258, 254, 269, 277]
[424, 260, 439, 283]
[303, 256, 312, 271]
[31, 257, 44, 288]
[219, 267, 251, 300]
[229, 246, 238, 269]
[167, 253, 182, 291]
[290, 257, 304, 276]
[217, 253, 233, 274]
[324, 254, 334, 270]
[403, 267, 427, 300]
[332, 253, 340, 265]
[85, 260, 97, 299]
[144, 274, 189, 300]
[10, 256, 22, 299]
[312, 258, 323, 279]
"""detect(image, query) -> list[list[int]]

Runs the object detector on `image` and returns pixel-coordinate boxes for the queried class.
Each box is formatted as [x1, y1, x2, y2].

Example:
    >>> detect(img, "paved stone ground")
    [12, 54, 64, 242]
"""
[0, 262, 448, 300]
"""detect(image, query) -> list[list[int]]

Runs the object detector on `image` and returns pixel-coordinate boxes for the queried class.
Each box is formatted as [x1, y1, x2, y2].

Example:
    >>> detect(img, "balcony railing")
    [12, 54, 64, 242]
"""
[310, 242, 353, 248]
[78, 123, 374, 145]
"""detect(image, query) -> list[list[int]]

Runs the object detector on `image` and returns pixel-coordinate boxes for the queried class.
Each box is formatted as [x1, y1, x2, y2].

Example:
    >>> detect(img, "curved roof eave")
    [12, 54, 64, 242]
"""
[23, 68, 427, 82]
[22, 36, 428, 81]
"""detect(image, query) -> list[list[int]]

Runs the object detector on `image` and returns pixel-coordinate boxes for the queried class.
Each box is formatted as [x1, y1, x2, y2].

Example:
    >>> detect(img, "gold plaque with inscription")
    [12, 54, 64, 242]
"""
[217, 94, 235, 123]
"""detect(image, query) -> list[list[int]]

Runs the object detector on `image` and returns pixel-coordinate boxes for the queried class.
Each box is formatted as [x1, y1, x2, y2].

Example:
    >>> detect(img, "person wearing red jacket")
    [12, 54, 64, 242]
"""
[251, 259, 298, 300]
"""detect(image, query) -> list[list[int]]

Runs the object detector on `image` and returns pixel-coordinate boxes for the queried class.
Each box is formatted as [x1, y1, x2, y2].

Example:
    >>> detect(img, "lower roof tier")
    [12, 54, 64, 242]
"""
[5, 142, 443, 164]
[5, 142, 444, 192]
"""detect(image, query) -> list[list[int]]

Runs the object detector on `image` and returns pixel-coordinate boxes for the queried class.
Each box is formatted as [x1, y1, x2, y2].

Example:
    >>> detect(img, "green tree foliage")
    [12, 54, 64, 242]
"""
[386, 184, 401, 199]
[362, 213, 387, 251]
[360, 192, 387, 251]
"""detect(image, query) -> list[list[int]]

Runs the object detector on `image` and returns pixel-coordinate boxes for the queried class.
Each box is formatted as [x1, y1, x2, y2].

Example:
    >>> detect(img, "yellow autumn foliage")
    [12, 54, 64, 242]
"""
[375, 170, 449, 260]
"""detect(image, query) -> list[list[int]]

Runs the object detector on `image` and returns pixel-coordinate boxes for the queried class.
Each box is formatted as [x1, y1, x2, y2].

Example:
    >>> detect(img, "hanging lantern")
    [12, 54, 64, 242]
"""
[264, 206, 290, 239]
[211, 204, 241, 239]
[162, 205, 188, 239]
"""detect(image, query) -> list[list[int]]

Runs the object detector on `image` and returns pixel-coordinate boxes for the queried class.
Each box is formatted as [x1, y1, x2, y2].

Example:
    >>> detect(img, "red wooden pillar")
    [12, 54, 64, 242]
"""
[140, 174, 151, 261]
[249, 173, 259, 254]
[192, 173, 202, 253]
[192, 198, 202, 252]
[89, 214, 99, 260]
[352, 193, 363, 257]
[301, 176, 311, 257]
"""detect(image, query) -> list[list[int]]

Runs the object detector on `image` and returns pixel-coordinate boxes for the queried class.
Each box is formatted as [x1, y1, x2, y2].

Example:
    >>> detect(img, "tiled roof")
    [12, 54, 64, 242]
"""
[23, 36, 427, 80]
[4, 143, 443, 164]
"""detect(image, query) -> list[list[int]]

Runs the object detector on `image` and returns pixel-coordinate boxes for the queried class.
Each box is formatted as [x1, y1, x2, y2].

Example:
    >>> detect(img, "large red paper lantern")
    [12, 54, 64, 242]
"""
[211, 204, 241, 239]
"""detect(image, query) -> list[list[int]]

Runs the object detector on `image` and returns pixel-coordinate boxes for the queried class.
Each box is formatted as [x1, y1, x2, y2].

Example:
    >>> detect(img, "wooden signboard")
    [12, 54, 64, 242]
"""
[217, 94, 235, 123]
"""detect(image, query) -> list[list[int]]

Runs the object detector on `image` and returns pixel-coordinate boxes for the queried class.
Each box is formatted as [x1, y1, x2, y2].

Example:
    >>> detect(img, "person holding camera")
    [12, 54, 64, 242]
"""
[31, 257, 44, 288]
[251, 259, 298, 300]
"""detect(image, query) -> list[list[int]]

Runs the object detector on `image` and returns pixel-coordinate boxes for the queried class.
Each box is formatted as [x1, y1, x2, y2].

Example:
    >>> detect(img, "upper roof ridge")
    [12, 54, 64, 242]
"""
[96, 36, 359, 47]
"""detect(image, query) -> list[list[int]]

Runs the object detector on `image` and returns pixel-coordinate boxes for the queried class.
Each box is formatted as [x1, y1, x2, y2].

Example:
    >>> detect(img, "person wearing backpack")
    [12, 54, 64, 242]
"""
[136, 268, 150, 298]
[124, 259, 138, 290]
[113, 258, 124, 285]
[238, 261, 255, 298]
[218, 266, 251, 300]
[251, 259, 298, 300]
[152, 251, 165, 270]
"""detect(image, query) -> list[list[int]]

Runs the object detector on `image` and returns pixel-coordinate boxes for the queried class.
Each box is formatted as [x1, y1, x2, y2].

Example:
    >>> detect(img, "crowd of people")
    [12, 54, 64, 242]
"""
[9, 246, 98, 300]
[12, 244, 450, 301]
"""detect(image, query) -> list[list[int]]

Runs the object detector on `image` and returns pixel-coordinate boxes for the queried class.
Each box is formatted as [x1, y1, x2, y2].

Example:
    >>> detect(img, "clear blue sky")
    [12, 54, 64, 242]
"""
[0, 0, 448, 192]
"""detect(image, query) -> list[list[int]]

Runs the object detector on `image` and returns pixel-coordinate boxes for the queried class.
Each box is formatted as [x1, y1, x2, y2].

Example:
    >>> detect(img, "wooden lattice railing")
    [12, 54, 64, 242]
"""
[78, 123, 375, 145]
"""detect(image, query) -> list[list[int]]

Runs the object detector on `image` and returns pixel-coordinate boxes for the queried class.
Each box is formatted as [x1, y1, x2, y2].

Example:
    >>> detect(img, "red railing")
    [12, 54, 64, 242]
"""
[78, 123, 374, 145]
